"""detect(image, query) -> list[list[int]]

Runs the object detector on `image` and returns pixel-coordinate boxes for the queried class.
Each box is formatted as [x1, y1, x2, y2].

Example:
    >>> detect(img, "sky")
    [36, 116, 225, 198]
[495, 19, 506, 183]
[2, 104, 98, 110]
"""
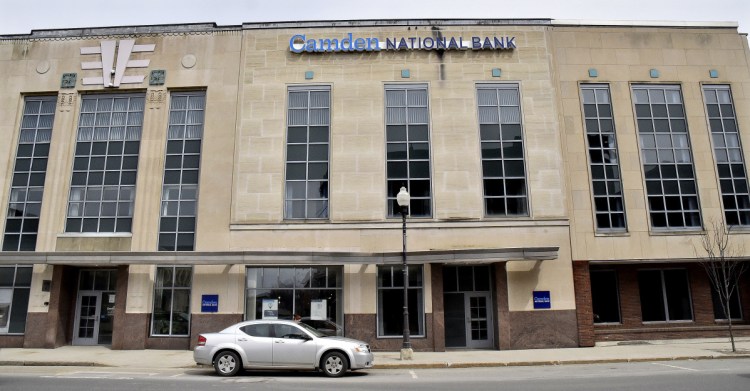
[0, 0, 748, 35]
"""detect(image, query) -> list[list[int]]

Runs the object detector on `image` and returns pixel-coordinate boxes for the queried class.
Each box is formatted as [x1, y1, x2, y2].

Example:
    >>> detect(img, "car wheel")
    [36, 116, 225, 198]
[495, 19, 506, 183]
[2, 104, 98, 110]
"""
[321, 351, 348, 378]
[214, 350, 241, 377]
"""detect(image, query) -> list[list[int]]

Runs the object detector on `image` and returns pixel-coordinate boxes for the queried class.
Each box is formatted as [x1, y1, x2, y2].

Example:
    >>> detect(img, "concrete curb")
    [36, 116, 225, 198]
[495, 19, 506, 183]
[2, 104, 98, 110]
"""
[371, 354, 750, 369]
[3, 354, 749, 369]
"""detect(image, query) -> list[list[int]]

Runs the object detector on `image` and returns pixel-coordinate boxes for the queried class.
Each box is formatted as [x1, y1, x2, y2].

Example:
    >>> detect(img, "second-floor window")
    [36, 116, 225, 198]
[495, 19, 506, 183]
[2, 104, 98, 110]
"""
[285, 86, 330, 219]
[66, 94, 144, 233]
[633, 85, 701, 230]
[477, 83, 528, 216]
[703, 85, 750, 227]
[385, 84, 432, 217]
[581, 84, 626, 231]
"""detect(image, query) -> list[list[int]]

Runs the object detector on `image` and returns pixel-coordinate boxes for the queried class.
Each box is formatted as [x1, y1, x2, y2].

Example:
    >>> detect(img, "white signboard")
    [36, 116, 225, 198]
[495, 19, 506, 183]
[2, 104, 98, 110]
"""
[310, 299, 327, 320]
[262, 299, 278, 319]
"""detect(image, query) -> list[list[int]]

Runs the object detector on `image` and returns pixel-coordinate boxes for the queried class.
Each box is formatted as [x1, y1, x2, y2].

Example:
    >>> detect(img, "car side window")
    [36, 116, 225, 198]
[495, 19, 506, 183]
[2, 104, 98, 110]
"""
[273, 324, 307, 339]
[240, 324, 272, 338]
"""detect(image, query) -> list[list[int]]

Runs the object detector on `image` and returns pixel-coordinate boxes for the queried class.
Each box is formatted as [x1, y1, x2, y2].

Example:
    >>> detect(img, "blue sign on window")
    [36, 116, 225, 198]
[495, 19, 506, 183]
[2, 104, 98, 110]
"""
[533, 291, 551, 309]
[201, 294, 219, 313]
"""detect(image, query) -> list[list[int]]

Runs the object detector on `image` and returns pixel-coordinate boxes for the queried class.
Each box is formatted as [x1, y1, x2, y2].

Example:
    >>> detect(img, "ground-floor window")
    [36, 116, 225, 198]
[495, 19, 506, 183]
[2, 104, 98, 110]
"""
[245, 266, 343, 336]
[710, 275, 743, 320]
[377, 265, 424, 337]
[152, 266, 192, 336]
[638, 269, 693, 322]
[590, 269, 621, 324]
[0, 265, 31, 334]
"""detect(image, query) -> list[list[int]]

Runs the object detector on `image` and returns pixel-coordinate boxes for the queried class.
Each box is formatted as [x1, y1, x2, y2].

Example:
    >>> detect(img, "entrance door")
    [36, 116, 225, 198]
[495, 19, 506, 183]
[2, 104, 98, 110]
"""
[465, 292, 493, 349]
[72, 269, 117, 345]
[443, 265, 495, 349]
[73, 291, 115, 345]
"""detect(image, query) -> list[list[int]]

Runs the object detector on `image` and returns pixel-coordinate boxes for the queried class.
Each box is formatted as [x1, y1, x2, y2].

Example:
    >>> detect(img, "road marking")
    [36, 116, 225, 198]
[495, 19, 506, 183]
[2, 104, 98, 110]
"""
[409, 370, 418, 379]
[652, 362, 699, 372]
[170, 373, 184, 378]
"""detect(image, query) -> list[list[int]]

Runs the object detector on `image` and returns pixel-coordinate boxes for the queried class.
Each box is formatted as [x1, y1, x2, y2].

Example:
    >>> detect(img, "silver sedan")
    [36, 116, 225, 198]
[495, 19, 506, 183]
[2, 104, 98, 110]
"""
[194, 319, 374, 377]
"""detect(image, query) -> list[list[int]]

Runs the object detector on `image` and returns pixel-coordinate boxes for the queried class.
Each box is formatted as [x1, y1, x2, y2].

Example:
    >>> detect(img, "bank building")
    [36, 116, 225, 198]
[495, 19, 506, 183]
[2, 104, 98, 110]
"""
[1, 18, 749, 351]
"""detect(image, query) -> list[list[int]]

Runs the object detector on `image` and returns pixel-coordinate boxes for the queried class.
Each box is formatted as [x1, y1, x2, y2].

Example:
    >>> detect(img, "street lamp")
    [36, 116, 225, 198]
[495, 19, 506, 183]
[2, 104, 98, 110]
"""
[396, 186, 413, 360]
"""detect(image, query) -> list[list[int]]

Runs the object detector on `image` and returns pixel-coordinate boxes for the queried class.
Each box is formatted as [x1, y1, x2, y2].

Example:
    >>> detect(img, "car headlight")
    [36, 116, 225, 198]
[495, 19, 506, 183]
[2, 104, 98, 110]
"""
[354, 344, 370, 353]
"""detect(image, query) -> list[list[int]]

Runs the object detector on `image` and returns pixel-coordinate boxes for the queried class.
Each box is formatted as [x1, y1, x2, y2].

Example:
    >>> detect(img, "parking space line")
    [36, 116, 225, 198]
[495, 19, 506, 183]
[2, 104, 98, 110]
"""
[652, 362, 699, 372]
[409, 370, 418, 379]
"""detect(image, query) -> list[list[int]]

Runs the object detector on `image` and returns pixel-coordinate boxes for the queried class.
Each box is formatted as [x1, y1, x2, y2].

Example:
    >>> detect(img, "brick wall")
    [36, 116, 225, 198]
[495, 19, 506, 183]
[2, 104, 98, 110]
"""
[588, 263, 750, 342]
[573, 261, 595, 347]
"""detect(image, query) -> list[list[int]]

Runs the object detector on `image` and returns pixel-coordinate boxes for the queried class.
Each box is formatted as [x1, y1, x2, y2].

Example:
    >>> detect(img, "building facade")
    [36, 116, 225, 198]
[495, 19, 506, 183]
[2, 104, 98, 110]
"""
[0, 19, 748, 351]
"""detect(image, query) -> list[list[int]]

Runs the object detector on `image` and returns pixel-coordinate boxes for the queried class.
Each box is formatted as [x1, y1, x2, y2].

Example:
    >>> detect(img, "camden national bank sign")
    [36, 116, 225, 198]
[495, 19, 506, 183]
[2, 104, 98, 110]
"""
[289, 33, 517, 53]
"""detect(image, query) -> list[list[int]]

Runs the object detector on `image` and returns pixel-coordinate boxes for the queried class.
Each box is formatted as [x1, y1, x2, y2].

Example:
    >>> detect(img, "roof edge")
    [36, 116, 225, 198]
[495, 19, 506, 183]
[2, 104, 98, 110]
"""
[552, 19, 738, 28]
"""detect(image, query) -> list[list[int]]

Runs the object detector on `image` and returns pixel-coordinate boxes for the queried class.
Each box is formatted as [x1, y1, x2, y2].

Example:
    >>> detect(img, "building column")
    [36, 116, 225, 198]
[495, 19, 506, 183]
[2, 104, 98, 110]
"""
[573, 261, 595, 347]
[495, 262, 511, 350]
[430, 263, 445, 352]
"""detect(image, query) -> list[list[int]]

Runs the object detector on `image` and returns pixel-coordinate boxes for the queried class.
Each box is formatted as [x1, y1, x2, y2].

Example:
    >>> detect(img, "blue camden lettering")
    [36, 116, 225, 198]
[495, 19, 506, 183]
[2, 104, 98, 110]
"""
[289, 34, 517, 53]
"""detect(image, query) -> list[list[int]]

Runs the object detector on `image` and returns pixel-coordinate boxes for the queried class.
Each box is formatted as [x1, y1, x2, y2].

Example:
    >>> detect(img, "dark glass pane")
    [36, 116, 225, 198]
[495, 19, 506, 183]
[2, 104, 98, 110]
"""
[501, 124, 522, 141]
[409, 143, 429, 160]
[308, 163, 327, 180]
[506, 197, 528, 215]
[485, 198, 506, 215]
[410, 199, 431, 217]
[286, 145, 307, 163]
[309, 126, 329, 143]
[386, 125, 406, 142]
[481, 143, 501, 159]
[482, 160, 503, 177]
[116, 218, 132, 233]
[159, 233, 176, 251]
[638, 270, 666, 321]
[287, 127, 307, 143]
[387, 143, 407, 160]
[108, 141, 124, 155]
[503, 142, 523, 159]
[165, 155, 182, 168]
[591, 270, 621, 323]
[480, 124, 500, 141]
[8, 288, 30, 333]
[664, 270, 692, 321]
[408, 125, 429, 141]
[410, 180, 430, 197]
[308, 144, 328, 161]
[91, 142, 107, 155]
[409, 161, 430, 179]
[504, 161, 524, 177]
[484, 179, 504, 196]
[387, 162, 407, 178]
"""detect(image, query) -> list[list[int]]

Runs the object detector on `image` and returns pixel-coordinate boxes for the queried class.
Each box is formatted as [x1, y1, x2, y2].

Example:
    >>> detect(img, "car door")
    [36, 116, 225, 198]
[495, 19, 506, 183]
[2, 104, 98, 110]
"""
[237, 323, 274, 366]
[271, 323, 317, 367]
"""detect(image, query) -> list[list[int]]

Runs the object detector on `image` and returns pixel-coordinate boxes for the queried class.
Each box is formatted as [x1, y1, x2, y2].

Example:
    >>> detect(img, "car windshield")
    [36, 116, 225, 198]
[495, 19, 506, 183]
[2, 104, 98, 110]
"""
[296, 321, 328, 338]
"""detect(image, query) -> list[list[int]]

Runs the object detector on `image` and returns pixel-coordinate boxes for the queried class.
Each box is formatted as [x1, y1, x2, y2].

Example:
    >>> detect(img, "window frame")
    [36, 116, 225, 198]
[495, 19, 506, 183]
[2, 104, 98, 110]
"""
[590, 269, 622, 324]
[3, 96, 56, 251]
[65, 93, 145, 234]
[580, 84, 627, 232]
[476, 82, 530, 217]
[376, 264, 426, 338]
[385, 83, 433, 218]
[158, 91, 205, 251]
[702, 84, 750, 227]
[637, 268, 694, 323]
[151, 265, 192, 337]
[0, 265, 32, 334]
[284, 85, 331, 220]
[632, 84, 702, 231]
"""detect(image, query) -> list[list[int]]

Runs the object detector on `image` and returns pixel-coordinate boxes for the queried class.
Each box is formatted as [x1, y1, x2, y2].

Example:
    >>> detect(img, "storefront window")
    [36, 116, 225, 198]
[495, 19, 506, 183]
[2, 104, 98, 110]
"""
[0, 265, 32, 334]
[246, 266, 343, 336]
[151, 266, 192, 336]
[377, 265, 424, 337]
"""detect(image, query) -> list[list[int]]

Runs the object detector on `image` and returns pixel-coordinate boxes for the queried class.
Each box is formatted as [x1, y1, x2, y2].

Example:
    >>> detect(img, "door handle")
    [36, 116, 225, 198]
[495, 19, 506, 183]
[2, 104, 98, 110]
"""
[275, 340, 284, 344]
[238, 338, 247, 341]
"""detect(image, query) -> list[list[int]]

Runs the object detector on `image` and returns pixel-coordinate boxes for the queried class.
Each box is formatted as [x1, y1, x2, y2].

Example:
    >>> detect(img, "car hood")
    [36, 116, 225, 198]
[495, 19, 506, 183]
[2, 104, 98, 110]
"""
[320, 336, 367, 345]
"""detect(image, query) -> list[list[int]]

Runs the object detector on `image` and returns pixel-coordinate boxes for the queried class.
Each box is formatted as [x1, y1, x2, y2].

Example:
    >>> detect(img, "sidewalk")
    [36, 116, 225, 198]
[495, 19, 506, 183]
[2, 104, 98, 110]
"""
[1, 337, 749, 369]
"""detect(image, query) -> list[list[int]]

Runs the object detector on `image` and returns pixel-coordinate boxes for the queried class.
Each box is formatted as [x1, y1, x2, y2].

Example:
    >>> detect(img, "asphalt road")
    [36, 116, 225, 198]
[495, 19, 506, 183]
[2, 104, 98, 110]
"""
[0, 359, 748, 391]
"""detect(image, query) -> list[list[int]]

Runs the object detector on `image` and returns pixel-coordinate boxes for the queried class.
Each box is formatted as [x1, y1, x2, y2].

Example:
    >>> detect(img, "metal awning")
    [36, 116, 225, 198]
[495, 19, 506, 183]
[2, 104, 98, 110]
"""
[0, 247, 559, 266]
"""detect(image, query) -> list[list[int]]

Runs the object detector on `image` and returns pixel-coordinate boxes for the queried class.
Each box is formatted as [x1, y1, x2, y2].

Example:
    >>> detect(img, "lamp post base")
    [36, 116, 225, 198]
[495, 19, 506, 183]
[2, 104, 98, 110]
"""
[400, 347, 413, 360]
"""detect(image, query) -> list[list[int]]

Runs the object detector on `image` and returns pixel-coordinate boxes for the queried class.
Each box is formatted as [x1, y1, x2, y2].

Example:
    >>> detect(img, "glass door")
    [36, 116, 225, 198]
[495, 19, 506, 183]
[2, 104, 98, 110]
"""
[465, 292, 493, 349]
[73, 292, 100, 345]
[72, 269, 117, 345]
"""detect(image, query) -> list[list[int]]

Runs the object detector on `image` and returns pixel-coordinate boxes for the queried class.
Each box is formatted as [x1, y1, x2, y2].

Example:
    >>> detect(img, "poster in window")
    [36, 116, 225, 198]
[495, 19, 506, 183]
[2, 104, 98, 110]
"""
[0, 289, 12, 329]
[310, 299, 326, 320]
[262, 298, 278, 319]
